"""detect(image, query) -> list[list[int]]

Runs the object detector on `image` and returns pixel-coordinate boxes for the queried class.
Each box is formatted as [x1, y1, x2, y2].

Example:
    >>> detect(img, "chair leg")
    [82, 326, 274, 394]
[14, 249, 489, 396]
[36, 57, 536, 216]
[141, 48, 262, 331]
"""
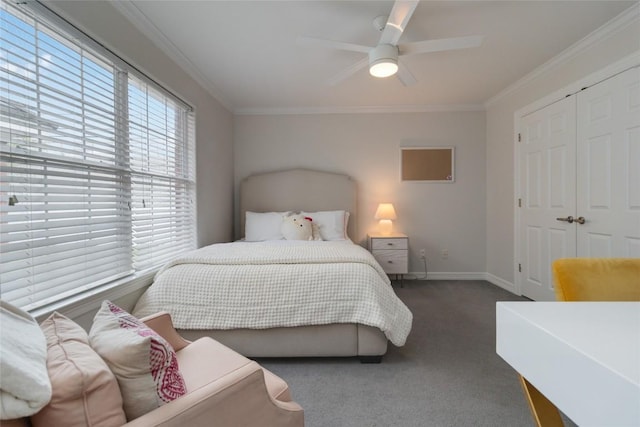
[519, 375, 564, 427]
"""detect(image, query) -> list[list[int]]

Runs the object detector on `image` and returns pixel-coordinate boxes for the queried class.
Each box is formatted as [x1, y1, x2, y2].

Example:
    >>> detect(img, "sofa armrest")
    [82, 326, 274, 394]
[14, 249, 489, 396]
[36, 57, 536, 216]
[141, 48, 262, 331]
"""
[123, 361, 304, 427]
[139, 311, 190, 352]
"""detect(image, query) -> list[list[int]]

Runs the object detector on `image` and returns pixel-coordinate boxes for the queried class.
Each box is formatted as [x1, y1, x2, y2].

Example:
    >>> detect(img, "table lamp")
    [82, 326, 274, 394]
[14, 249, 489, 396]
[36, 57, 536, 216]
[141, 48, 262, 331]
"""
[374, 203, 397, 235]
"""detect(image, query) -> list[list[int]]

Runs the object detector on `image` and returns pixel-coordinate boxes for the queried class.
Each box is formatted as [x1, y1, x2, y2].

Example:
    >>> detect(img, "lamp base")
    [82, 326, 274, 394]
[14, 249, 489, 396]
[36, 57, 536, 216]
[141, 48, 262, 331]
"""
[378, 219, 393, 235]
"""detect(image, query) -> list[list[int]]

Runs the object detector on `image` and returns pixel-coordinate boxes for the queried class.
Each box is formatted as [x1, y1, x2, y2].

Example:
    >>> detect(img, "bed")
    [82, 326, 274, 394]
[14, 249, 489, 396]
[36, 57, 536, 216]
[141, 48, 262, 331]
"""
[132, 168, 412, 362]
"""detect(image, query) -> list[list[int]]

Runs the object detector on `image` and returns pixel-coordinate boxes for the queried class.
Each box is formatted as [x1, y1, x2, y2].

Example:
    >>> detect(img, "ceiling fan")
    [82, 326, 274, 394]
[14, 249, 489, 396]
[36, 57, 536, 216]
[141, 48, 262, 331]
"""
[298, 0, 484, 86]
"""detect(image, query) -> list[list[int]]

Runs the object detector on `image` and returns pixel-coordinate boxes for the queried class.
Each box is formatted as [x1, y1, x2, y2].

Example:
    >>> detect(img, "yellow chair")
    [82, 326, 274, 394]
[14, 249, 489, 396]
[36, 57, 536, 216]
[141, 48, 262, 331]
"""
[552, 257, 640, 302]
[520, 257, 640, 427]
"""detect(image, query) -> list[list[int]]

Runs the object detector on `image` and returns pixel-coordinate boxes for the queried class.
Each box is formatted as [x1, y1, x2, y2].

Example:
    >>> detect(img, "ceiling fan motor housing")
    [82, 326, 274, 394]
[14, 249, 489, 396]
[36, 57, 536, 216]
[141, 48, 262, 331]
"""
[369, 44, 399, 77]
[373, 15, 388, 32]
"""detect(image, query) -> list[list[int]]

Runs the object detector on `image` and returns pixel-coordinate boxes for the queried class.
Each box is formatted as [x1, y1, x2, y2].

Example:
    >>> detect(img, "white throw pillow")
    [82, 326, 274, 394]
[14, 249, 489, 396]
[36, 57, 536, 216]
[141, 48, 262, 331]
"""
[89, 301, 187, 421]
[301, 210, 349, 240]
[245, 211, 291, 241]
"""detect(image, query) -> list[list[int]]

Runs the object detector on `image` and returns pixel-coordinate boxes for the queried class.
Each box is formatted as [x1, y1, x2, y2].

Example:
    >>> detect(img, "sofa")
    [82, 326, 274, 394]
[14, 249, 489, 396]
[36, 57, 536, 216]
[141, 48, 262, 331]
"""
[1, 306, 304, 427]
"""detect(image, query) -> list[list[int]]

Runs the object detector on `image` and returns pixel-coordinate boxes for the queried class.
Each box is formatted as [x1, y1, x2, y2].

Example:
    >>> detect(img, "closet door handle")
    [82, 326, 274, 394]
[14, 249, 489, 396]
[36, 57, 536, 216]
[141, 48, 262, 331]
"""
[575, 216, 586, 225]
[556, 216, 574, 223]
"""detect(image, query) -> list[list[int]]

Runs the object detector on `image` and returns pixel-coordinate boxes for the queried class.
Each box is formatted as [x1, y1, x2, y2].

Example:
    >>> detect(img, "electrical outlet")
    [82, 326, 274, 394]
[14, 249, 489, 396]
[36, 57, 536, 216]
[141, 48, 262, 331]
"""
[441, 249, 448, 259]
[419, 249, 426, 259]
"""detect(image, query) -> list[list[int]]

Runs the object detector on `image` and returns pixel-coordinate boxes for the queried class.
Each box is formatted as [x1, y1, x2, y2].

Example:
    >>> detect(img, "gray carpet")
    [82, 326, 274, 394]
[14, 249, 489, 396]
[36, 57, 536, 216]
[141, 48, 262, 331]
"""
[259, 280, 577, 427]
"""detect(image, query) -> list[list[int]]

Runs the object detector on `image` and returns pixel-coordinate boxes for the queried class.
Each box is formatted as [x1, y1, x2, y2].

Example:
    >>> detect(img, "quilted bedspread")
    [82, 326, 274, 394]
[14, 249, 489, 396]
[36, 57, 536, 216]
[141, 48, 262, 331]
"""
[132, 240, 413, 346]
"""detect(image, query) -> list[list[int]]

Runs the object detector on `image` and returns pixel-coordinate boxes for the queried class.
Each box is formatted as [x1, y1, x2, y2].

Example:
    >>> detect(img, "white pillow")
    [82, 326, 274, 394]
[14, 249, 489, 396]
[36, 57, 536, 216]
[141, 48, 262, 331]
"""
[89, 301, 187, 421]
[301, 210, 349, 240]
[245, 211, 291, 241]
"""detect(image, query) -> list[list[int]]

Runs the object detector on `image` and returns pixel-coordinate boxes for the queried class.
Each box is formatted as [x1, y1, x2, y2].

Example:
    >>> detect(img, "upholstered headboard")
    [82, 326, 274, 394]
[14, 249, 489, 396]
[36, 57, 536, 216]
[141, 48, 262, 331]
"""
[239, 168, 357, 239]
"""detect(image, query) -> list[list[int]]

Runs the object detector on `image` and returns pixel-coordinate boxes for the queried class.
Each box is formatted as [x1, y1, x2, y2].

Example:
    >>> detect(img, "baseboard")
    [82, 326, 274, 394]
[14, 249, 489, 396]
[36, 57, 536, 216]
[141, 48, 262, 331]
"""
[484, 273, 518, 295]
[404, 271, 519, 296]
[406, 271, 487, 281]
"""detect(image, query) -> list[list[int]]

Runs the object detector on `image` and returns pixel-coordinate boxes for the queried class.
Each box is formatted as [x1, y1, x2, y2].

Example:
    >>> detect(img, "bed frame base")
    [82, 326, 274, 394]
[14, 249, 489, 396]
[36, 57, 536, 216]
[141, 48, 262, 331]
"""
[178, 323, 388, 360]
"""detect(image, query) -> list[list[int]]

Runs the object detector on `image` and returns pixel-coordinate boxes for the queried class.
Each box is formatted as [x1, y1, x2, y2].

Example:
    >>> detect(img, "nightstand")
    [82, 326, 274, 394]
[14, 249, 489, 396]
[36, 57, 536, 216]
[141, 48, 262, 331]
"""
[368, 233, 408, 286]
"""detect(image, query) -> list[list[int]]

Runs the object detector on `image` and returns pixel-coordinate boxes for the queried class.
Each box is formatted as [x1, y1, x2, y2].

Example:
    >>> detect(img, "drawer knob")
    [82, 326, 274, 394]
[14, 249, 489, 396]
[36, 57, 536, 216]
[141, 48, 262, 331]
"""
[387, 243, 393, 246]
[387, 260, 393, 264]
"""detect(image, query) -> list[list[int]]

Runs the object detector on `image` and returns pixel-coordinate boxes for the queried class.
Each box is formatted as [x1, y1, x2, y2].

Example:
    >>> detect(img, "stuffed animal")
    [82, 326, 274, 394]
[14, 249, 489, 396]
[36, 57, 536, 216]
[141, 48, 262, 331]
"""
[281, 214, 315, 240]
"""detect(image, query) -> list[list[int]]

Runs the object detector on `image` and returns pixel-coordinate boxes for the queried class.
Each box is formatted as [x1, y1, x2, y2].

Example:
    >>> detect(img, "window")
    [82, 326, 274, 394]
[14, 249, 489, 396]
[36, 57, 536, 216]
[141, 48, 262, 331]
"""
[0, 0, 196, 311]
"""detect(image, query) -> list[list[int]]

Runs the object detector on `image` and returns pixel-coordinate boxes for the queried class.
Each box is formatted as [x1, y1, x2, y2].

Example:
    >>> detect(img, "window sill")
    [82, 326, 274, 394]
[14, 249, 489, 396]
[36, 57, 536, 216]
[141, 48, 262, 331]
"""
[30, 270, 157, 323]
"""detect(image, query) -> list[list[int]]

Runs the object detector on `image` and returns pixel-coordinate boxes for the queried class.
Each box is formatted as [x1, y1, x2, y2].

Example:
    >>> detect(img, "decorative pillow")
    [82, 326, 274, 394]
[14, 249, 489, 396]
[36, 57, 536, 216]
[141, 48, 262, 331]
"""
[281, 214, 313, 240]
[301, 210, 349, 240]
[245, 211, 292, 241]
[89, 301, 187, 421]
[32, 312, 126, 427]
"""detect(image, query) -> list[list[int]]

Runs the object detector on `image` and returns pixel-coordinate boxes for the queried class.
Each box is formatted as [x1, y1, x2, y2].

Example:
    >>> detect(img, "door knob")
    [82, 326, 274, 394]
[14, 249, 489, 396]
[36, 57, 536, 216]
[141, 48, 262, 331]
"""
[556, 216, 574, 223]
[575, 216, 586, 224]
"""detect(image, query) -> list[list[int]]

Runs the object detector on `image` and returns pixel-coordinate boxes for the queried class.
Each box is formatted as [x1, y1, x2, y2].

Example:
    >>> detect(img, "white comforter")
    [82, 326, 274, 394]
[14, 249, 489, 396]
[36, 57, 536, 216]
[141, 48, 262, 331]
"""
[133, 240, 412, 346]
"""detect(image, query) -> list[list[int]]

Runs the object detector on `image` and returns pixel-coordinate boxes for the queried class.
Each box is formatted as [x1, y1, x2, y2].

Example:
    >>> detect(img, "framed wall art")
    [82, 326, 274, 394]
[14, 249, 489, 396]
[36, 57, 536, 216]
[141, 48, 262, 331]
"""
[400, 147, 455, 182]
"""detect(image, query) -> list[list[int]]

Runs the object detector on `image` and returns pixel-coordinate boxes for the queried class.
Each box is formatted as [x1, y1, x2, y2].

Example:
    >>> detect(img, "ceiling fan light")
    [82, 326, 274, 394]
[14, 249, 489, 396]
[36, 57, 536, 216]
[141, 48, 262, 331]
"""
[369, 44, 399, 78]
[370, 60, 398, 78]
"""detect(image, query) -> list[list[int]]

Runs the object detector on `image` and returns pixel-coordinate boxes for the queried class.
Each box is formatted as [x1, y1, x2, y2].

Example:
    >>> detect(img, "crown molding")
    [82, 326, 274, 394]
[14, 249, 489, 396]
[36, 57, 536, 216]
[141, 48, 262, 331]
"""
[514, 50, 639, 119]
[235, 104, 485, 116]
[484, 3, 640, 108]
[112, 0, 234, 111]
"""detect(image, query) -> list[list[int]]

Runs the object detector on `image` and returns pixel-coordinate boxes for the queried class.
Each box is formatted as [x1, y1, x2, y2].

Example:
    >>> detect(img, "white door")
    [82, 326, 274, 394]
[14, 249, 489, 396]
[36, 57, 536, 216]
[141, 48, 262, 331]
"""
[519, 96, 577, 301]
[576, 67, 640, 257]
[518, 66, 640, 301]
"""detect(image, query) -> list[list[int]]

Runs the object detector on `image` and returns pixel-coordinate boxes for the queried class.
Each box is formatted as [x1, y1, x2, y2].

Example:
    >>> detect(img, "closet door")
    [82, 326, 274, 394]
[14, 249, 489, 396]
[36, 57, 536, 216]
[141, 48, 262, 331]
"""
[519, 96, 577, 301]
[517, 66, 640, 300]
[577, 67, 640, 257]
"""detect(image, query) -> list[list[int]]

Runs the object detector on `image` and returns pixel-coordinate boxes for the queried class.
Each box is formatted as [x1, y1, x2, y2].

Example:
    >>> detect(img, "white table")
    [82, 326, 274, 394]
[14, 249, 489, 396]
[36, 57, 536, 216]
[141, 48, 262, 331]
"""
[496, 302, 640, 427]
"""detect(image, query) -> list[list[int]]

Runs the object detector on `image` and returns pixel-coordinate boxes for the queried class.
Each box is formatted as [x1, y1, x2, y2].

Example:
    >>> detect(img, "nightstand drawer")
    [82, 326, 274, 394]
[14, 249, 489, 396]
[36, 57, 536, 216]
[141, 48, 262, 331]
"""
[371, 238, 408, 250]
[372, 250, 408, 274]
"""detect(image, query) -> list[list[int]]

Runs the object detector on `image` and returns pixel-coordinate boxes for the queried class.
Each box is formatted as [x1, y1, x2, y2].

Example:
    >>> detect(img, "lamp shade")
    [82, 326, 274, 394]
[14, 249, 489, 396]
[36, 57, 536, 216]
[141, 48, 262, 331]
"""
[374, 203, 397, 220]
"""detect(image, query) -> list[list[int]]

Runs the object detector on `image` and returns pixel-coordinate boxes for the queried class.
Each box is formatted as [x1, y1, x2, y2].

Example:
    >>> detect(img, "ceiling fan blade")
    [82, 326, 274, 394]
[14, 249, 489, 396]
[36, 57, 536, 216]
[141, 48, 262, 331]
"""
[379, 0, 420, 45]
[397, 59, 417, 86]
[326, 57, 369, 86]
[399, 35, 484, 56]
[297, 36, 371, 54]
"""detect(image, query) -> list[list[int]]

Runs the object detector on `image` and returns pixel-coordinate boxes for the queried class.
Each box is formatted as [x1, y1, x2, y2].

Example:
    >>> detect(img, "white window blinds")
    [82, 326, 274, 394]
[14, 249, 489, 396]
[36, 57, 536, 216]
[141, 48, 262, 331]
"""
[128, 76, 196, 271]
[1, 1, 196, 311]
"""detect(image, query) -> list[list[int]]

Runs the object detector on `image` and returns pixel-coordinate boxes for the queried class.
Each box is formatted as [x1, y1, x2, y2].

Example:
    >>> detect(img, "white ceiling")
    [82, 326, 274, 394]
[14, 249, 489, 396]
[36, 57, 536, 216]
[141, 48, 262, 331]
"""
[116, 1, 636, 113]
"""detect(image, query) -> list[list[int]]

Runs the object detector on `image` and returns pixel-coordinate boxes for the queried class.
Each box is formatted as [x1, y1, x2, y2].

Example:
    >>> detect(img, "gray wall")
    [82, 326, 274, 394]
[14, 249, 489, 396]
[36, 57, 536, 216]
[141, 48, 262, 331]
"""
[485, 15, 640, 287]
[234, 111, 487, 276]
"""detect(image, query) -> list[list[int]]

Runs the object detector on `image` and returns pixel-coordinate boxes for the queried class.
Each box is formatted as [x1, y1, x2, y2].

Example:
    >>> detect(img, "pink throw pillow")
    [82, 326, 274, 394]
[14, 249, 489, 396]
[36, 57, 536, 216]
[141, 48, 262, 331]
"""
[32, 312, 126, 427]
